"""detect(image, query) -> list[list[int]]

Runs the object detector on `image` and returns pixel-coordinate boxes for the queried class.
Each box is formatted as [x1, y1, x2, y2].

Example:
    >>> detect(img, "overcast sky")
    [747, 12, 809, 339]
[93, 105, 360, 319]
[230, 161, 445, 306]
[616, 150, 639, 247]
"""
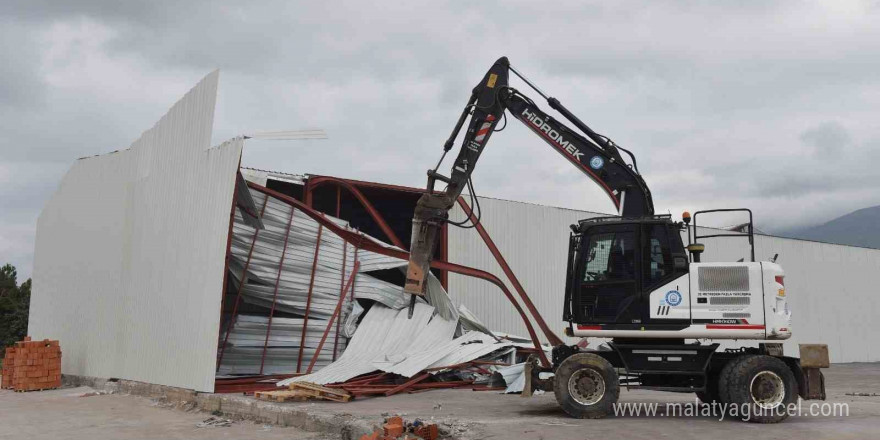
[3, 1, 880, 279]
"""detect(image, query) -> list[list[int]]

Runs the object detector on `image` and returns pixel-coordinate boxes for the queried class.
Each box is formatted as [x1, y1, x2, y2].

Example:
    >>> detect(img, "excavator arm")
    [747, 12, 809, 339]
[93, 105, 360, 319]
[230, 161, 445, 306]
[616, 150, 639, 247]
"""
[403, 56, 654, 305]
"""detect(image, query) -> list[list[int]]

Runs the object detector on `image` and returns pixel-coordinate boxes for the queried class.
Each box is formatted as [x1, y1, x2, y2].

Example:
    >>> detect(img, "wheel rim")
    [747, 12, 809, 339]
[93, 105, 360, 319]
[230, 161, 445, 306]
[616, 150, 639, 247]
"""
[749, 370, 785, 409]
[568, 367, 606, 406]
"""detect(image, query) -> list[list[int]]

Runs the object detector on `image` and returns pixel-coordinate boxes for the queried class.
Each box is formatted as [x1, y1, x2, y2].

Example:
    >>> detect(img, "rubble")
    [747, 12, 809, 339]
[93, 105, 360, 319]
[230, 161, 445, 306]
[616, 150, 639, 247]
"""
[359, 415, 440, 440]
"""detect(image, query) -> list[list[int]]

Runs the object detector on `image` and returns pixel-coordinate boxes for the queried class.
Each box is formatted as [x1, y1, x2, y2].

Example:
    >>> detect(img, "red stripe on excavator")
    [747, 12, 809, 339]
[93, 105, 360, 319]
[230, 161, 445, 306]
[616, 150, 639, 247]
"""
[706, 324, 765, 330]
[519, 116, 620, 210]
[576, 325, 602, 330]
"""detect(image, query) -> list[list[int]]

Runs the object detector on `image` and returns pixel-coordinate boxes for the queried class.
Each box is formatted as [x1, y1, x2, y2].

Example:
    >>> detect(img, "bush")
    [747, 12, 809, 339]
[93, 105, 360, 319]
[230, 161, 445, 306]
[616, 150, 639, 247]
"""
[0, 263, 31, 357]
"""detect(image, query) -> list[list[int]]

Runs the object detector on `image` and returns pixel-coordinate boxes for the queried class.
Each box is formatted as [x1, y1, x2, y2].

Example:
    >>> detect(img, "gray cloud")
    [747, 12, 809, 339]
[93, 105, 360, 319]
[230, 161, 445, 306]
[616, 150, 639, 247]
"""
[800, 121, 851, 157]
[3, 1, 880, 278]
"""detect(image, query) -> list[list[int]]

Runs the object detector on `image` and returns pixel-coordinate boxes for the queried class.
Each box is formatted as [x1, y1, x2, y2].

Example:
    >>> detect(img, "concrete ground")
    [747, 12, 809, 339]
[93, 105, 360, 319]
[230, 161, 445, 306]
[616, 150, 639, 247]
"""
[0, 386, 329, 440]
[1, 363, 877, 439]
[292, 362, 880, 439]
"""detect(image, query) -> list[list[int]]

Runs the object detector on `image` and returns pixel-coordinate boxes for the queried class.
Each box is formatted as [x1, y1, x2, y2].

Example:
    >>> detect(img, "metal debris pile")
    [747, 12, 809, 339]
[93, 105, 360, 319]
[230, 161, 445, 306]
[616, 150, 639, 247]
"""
[218, 185, 455, 376]
[276, 302, 541, 399]
[218, 182, 547, 398]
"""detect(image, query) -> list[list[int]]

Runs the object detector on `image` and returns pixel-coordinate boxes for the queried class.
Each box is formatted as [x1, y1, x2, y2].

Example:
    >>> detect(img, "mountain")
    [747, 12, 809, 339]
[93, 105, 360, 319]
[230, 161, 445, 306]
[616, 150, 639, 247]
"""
[777, 205, 880, 249]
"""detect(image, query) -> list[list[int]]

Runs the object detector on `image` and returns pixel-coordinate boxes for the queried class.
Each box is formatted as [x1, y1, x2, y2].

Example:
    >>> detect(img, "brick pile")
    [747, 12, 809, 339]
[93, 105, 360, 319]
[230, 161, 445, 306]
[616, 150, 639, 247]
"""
[359, 416, 439, 440]
[1, 336, 62, 392]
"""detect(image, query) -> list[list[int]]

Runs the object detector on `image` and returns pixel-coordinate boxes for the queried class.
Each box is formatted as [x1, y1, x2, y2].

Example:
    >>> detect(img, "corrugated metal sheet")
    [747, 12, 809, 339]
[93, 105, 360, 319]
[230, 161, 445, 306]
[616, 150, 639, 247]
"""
[280, 302, 521, 386]
[228, 189, 412, 314]
[219, 185, 442, 375]
[280, 302, 445, 385]
[449, 196, 880, 363]
[28, 71, 240, 392]
[218, 315, 344, 374]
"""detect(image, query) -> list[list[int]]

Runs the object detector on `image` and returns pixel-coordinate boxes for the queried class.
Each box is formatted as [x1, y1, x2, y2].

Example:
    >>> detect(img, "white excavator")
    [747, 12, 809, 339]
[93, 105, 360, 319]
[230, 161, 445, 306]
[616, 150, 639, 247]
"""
[402, 57, 828, 422]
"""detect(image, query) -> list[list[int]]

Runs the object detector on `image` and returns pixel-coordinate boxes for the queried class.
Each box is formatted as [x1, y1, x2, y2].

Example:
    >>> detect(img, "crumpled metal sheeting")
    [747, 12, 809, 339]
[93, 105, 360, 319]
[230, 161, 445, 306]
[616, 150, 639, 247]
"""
[218, 315, 346, 375]
[227, 254, 397, 318]
[242, 193, 402, 275]
[230, 210, 409, 311]
[278, 303, 519, 386]
[223, 186, 459, 377]
[423, 331, 517, 372]
[370, 308, 459, 377]
[457, 304, 495, 338]
[279, 302, 442, 386]
[232, 187, 456, 317]
[494, 363, 526, 393]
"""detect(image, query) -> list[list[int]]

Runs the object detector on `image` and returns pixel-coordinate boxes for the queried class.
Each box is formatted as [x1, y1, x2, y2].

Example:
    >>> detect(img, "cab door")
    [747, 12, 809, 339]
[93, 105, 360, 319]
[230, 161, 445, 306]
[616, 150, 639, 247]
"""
[573, 224, 642, 324]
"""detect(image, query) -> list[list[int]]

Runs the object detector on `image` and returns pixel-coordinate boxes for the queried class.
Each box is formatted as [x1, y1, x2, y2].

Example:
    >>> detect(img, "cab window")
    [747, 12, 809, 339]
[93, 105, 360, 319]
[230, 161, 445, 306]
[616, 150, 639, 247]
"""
[583, 231, 636, 282]
[644, 224, 673, 287]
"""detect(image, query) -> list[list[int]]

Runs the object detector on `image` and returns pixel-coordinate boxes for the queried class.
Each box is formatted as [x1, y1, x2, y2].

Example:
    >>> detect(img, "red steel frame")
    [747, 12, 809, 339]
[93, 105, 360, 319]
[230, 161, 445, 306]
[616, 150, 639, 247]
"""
[456, 197, 565, 347]
[247, 181, 554, 367]
[305, 175, 405, 249]
[216, 173, 563, 389]
[306, 260, 360, 373]
[302, 176, 562, 347]
[296, 224, 324, 373]
[305, 175, 449, 289]
[331, 240, 349, 361]
[259, 204, 296, 374]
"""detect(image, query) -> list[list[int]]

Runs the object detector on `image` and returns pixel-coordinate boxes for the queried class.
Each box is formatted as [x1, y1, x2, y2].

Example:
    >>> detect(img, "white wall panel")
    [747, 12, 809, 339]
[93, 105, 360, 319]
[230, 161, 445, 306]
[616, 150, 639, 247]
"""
[449, 197, 880, 363]
[29, 71, 240, 392]
[447, 197, 587, 345]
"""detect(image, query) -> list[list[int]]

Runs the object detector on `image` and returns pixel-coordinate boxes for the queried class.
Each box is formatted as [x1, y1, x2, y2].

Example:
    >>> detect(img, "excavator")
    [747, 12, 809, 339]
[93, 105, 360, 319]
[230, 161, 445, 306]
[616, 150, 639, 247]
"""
[403, 57, 828, 422]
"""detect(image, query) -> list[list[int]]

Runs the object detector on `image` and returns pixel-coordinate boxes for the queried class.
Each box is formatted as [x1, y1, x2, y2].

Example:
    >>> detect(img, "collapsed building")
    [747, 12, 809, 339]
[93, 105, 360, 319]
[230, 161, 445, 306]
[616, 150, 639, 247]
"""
[27, 71, 880, 394]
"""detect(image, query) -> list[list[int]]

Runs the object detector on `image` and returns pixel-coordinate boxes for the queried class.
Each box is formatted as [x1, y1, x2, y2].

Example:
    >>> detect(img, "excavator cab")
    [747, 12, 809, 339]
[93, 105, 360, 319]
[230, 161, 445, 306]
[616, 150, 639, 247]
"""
[564, 215, 688, 328]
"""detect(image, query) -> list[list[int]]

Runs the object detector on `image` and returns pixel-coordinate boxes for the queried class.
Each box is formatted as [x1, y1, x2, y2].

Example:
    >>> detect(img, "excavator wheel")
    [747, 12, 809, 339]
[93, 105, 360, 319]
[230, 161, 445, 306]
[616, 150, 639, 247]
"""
[718, 355, 799, 423]
[554, 353, 620, 419]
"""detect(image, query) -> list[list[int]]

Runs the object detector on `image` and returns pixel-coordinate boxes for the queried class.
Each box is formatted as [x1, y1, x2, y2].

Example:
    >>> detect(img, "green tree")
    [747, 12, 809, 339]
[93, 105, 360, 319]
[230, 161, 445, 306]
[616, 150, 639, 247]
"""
[0, 263, 31, 357]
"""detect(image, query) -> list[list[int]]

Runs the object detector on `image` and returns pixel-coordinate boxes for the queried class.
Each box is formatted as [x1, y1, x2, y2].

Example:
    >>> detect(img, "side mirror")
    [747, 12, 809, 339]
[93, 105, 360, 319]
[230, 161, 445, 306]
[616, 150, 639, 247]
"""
[673, 255, 688, 270]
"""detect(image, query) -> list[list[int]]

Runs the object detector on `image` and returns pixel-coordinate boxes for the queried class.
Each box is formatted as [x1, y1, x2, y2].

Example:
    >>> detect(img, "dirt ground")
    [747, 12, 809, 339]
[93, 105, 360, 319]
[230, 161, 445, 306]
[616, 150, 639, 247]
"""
[1, 363, 878, 440]
[0, 386, 329, 440]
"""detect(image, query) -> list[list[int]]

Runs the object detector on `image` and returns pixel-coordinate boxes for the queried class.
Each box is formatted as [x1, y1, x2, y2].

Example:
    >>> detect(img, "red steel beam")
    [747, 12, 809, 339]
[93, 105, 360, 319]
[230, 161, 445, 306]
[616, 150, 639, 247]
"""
[305, 176, 405, 249]
[385, 372, 431, 396]
[331, 240, 349, 362]
[306, 260, 361, 373]
[456, 197, 564, 347]
[246, 182, 552, 367]
[310, 175, 451, 289]
[296, 224, 324, 373]
[260, 205, 297, 374]
[217, 194, 270, 371]
[310, 174, 428, 195]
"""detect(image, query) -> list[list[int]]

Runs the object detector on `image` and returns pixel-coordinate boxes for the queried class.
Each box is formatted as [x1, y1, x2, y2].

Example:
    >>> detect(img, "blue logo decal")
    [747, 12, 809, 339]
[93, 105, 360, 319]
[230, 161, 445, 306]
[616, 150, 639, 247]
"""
[665, 290, 682, 307]
[589, 156, 604, 170]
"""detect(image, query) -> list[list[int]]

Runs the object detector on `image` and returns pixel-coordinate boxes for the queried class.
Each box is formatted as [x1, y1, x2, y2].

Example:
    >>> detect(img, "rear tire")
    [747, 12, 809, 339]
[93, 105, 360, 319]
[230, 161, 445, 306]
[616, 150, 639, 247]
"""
[554, 353, 620, 419]
[718, 355, 798, 423]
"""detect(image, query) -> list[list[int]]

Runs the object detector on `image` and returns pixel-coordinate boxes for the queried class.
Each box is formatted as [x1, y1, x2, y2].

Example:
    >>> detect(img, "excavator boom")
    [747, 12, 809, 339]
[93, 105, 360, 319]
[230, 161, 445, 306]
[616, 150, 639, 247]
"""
[404, 56, 653, 301]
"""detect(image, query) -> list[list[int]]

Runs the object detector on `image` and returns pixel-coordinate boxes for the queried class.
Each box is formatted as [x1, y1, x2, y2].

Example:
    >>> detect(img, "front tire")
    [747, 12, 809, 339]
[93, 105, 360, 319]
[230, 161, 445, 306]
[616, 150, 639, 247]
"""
[554, 353, 620, 419]
[718, 355, 798, 423]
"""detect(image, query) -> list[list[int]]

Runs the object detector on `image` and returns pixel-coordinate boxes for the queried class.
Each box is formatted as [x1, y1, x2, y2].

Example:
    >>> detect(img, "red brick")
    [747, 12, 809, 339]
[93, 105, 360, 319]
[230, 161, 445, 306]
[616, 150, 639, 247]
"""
[383, 422, 403, 437]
